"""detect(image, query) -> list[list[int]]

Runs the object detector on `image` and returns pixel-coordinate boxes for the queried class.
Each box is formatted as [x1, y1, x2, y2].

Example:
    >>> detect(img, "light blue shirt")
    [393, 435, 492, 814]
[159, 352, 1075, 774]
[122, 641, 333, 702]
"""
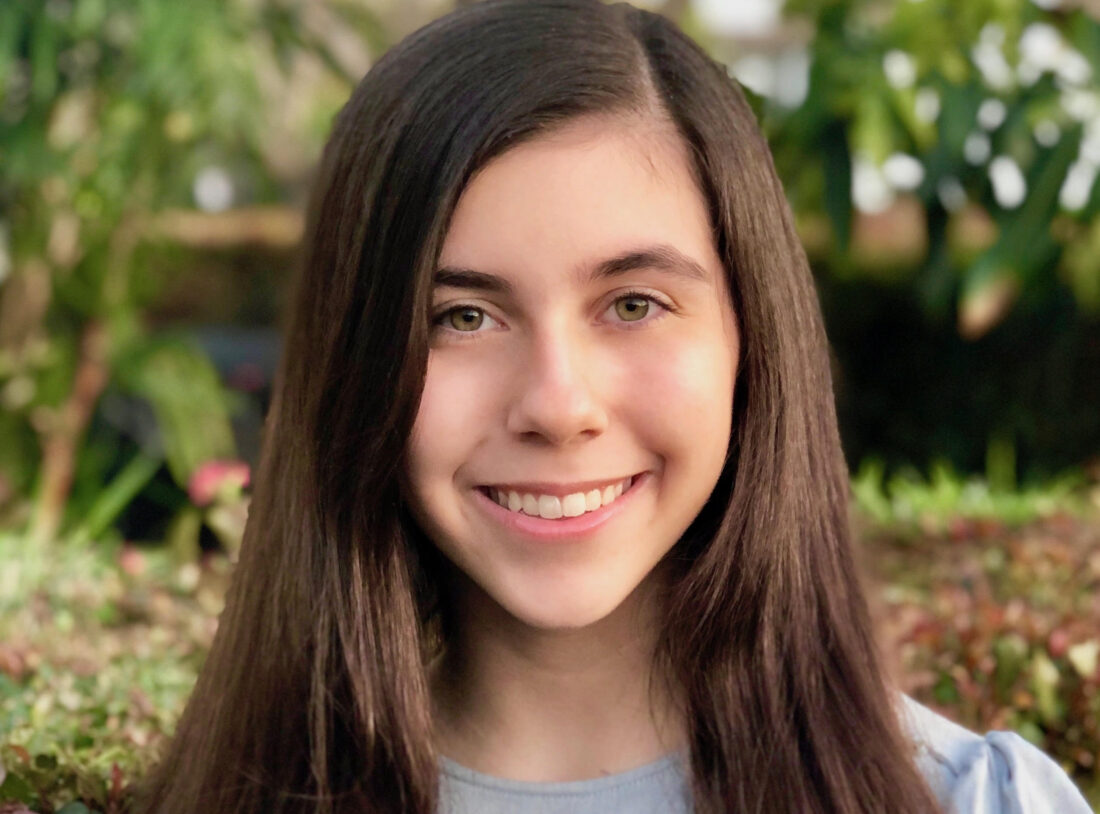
[438, 696, 1093, 813]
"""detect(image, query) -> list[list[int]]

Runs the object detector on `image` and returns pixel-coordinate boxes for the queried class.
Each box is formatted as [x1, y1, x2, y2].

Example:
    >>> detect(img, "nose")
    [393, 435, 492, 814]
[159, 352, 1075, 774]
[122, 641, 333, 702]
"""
[505, 326, 609, 445]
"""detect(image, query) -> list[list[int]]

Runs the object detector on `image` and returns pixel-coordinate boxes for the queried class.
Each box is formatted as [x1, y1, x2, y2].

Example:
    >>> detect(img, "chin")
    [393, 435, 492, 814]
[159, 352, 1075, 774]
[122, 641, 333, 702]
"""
[509, 603, 613, 632]
[493, 575, 645, 633]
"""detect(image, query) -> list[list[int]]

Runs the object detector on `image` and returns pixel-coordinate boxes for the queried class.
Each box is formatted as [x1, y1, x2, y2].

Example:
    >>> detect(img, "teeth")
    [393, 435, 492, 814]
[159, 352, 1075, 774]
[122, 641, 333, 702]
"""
[562, 493, 586, 517]
[489, 476, 635, 520]
[538, 495, 563, 519]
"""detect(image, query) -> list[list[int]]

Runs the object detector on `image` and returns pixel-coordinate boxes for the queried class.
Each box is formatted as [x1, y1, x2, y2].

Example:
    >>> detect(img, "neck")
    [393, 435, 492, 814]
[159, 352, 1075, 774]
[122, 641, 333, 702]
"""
[431, 567, 685, 782]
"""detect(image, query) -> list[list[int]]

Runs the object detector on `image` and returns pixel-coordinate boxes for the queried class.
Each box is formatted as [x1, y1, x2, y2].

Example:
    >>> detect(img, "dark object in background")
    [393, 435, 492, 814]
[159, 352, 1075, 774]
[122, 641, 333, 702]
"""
[822, 275, 1100, 480]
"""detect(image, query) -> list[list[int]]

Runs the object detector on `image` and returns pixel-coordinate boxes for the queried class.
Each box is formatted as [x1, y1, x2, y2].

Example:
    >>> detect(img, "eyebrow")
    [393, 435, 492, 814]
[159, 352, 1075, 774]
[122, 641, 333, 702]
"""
[432, 244, 711, 295]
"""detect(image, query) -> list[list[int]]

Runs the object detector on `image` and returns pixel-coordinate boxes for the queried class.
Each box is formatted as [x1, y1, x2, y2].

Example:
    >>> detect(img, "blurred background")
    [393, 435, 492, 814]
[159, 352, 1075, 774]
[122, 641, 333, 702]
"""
[1, 0, 1098, 809]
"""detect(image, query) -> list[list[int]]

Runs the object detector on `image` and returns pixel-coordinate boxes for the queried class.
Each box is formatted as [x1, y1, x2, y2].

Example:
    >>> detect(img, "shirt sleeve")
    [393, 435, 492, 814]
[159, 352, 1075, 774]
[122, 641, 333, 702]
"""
[942, 729, 1093, 814]
[900, 696, 1093, 814]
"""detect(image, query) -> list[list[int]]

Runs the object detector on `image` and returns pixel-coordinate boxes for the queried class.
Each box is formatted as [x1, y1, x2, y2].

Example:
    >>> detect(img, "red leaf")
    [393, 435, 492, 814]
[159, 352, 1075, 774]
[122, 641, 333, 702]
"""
[1048, 628, 1070, 659]
[110, 762, 124, 801]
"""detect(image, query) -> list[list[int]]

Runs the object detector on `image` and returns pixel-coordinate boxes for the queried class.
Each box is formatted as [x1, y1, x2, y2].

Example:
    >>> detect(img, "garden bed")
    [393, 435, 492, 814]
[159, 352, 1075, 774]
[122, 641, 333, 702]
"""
[1, 504, 1098, 811]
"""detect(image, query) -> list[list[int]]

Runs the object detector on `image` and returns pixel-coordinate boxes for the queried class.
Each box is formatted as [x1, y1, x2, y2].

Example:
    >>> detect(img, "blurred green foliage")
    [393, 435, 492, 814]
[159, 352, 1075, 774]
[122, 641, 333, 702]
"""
[851, 456, 1088, 531]
[773, 0, 1100, 313]
[744, 0, 1100, 477]
[0, 0, 380, 549]
[0, 529, 224, 812]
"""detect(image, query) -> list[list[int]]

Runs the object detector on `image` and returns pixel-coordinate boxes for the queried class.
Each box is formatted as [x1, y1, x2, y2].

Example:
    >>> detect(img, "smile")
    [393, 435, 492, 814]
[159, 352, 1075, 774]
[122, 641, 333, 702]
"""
[473, 472, 648, 541]
[483, 476, 635, 520]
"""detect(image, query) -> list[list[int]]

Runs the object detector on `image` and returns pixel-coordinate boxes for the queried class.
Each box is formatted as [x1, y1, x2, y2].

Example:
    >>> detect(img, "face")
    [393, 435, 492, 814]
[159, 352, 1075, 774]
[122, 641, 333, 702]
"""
[403, 116, 739, 633]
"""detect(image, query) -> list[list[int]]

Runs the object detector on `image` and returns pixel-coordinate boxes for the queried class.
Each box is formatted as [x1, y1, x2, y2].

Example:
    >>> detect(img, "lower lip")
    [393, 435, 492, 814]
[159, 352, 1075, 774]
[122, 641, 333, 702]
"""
[473, 473, 649, 542]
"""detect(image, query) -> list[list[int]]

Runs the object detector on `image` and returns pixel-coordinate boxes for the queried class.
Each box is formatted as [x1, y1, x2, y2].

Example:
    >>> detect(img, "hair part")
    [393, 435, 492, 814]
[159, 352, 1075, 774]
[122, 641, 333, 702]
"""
[135, 2, 942, 812]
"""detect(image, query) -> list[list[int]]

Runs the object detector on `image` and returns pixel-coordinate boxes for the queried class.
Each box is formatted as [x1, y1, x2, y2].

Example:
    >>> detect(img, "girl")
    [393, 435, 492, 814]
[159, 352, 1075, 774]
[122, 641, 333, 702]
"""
[136, 1, 1091, 812]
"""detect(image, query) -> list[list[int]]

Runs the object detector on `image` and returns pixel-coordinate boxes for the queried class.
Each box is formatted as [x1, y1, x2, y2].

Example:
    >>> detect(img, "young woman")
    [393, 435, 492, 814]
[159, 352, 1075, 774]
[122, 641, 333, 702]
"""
[135, 1, 1091, 812]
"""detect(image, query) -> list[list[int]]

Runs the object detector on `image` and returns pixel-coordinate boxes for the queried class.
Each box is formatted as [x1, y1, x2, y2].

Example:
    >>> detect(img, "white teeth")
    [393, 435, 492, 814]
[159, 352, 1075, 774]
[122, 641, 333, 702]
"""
[538, 495, 563, 519]
[561, 493, 586, 517]
[488, 476, 636, 520]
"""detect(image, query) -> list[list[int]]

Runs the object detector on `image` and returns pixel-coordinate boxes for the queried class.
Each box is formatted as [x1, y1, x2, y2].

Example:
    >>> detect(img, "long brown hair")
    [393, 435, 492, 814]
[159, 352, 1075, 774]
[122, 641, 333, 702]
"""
[135, 2, 942, 811]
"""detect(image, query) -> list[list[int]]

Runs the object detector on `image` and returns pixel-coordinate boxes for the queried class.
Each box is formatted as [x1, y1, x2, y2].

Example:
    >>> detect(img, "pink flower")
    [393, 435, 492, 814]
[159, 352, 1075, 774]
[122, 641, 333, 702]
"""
[188, 459, 250, 507]
[118, 542, 146, 577]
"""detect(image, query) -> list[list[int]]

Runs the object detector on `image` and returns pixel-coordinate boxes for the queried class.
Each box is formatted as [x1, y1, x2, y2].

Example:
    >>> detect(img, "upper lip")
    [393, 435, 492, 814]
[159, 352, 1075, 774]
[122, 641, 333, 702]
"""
[480, 473, 640, 497]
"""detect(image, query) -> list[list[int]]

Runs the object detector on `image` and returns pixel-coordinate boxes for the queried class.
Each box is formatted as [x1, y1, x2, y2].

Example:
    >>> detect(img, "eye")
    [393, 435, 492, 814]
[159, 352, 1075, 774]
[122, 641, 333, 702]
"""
[606, 290, 674, 326]
[613, 295, 650, 322]
[433, 305, 501, 337]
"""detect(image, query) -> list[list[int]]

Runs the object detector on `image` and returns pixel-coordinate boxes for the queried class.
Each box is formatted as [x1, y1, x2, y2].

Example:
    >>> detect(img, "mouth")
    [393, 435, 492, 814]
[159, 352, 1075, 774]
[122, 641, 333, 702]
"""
[473, 472, 648, 541]
[479, 474, 636, 520]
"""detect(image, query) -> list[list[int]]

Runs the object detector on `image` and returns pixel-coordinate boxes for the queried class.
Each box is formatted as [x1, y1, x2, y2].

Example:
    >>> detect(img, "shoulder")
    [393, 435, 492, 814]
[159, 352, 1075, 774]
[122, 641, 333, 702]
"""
[898, 695, 1092, 813]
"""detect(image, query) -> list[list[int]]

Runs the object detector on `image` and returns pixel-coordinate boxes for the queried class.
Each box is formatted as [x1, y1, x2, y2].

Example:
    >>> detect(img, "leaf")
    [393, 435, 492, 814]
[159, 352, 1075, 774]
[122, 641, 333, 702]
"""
[993, 634, 1029, 695]
[822, 119, 852, 253]
[165, 506, 202, 566]
[63, 452, 162, 547]
[1067, 640, 1099, 679]
[29, 13, 59, 105]
[56, 804, 92, 814]
[957, 268, 1018, 340]
[63, 451, 160, 547]
[114, 337, 238, 489]
[1030, 652, 1064, 725]
[0, 768, 34, 804]
[959, 127, 1082, 336]
[0, 4, 21, 94]
[108, 763, 122, 804]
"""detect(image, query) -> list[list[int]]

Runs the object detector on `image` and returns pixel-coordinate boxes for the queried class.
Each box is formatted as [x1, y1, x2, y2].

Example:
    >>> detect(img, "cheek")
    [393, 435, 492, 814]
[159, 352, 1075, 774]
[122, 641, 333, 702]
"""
[621, 328, 737, 448]
[407, 353, 500, 483]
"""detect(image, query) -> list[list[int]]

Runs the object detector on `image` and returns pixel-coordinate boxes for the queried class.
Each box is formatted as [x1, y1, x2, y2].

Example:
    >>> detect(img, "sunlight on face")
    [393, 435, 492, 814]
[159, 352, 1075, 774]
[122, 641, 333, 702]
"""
[404, 116, 739, 632]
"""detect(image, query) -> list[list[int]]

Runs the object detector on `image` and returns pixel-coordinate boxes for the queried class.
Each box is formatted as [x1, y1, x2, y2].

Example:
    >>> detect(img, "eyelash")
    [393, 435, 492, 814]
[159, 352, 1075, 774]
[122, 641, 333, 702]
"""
[431, 289, 675, 340]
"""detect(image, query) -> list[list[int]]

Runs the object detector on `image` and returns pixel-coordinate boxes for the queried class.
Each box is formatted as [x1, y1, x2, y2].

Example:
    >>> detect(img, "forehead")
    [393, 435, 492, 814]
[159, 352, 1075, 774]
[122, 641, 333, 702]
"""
[438, 116, 718, 283]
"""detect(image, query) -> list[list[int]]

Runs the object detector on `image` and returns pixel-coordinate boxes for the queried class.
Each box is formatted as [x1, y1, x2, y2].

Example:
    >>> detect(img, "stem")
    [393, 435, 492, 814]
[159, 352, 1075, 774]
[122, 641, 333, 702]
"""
[27, 319, 109, 545]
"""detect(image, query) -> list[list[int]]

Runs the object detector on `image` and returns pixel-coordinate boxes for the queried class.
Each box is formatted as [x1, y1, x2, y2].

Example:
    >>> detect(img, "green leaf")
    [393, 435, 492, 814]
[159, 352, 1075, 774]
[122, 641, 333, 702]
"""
[0, 767, 34, 802]
[57, 803, 93, 814]
[1016, 719, 1046, 748]
[822, 119, 853, 253]
[29, 13, 59, 106]
[993, 633, 1029, 695]
[63, 451, 163, 547]
[961, 127, 1082, 332]
[0, 4, 22, 95]
[1030, 652, 1064, 725]
[114, 336, 237, 488]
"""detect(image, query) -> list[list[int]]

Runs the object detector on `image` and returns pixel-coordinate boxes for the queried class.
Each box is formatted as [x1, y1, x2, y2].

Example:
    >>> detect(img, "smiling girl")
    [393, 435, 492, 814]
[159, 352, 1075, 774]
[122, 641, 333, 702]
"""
[136, 2, 1090, 813]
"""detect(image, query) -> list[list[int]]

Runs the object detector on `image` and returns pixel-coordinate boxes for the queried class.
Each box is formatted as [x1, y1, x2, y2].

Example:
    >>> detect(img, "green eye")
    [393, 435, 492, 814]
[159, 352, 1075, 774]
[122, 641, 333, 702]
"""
[448, 307, 484, 331]
[614, 296, 650, 322]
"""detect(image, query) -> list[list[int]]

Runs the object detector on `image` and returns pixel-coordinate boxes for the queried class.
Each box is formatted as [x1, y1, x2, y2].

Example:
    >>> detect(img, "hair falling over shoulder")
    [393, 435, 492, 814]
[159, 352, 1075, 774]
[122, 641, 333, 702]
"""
[132, 2, 943, 812]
